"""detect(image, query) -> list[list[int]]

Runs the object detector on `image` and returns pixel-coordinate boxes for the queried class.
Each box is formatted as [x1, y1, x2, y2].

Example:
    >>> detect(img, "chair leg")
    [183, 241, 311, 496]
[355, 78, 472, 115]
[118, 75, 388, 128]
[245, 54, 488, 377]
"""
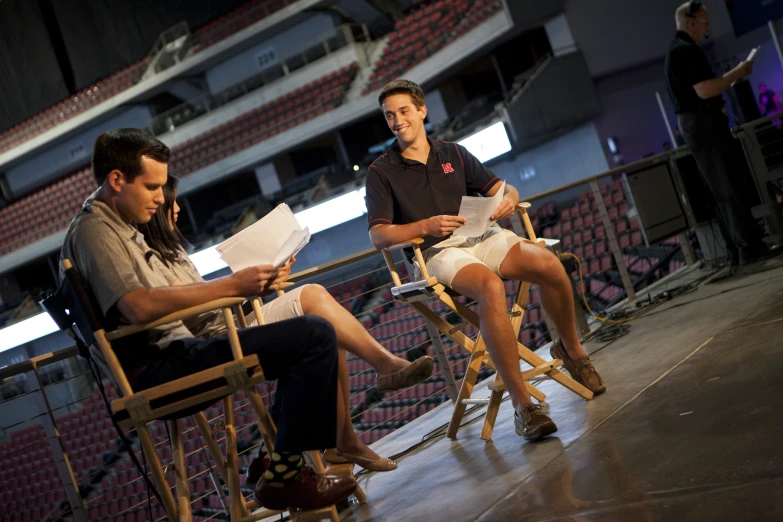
[425, 320, 459, 402]
[136, 423, 178, 519]
[510, 282, 531, 334]
[247, 390, 278, 452]
[193, 412, 227, 476]
[446, 335, 487, 439]
[481, 383, 504, 441]
[224, 396, 244, 522]
[193, 412, 253, 518]
[169, 419, 193, 522]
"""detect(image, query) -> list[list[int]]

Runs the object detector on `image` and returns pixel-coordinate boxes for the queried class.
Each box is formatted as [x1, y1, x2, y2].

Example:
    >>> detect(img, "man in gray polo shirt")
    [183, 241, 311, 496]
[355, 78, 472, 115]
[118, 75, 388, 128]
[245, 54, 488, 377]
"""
[59, 128, 355, 511]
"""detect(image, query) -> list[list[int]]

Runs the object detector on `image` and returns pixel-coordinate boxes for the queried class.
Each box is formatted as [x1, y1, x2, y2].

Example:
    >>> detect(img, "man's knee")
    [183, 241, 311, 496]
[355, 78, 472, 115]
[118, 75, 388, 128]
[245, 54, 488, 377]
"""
[300, 315, 338, 352]
[300, 284, 333, 308]
[532, 249, 567, 284]
[476, 273, 506, 303]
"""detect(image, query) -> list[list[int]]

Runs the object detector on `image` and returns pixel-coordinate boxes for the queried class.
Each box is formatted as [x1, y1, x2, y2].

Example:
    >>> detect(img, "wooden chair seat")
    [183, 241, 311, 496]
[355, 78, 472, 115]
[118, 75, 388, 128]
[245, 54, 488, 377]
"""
[111, 355, 266, 431]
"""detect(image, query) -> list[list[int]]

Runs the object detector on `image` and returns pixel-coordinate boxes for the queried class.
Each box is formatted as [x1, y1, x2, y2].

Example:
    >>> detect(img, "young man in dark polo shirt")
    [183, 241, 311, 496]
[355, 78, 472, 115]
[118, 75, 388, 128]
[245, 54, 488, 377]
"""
[365, 80, 606, 441]
[59, 128, 355, 510]
[665, 1, 774, 266]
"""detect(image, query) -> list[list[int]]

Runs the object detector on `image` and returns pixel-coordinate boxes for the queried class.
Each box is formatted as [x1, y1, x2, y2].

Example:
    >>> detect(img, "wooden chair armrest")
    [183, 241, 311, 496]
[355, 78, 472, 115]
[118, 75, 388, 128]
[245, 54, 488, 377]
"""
[383, 237, 425, 253]
[106, 297, 247, 341]
[278, 282, 295, 290]
[515, 202, 539, 242]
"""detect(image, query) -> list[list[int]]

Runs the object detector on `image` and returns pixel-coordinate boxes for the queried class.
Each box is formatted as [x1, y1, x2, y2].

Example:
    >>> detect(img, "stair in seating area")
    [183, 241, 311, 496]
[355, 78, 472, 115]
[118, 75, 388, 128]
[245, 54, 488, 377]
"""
[345, 35, 391, 101]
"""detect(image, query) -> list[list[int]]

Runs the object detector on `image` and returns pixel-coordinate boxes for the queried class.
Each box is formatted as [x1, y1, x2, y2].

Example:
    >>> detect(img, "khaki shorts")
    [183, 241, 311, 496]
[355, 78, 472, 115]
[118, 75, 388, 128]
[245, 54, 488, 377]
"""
[415, 227, 523, 287]
[246, 284, 307, 326]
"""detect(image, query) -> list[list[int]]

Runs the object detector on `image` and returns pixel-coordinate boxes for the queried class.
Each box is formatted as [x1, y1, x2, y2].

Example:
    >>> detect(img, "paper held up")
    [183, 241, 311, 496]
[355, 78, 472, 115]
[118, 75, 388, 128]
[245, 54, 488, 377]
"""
[215, 203, 310, 272]
[452, 181, 506, 238]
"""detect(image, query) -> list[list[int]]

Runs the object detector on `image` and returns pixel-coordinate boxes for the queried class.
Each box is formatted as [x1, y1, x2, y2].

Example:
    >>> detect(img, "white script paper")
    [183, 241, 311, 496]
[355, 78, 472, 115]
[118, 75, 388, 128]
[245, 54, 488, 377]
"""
[452, 181, 506, 238]
[216, 203, 310, 271]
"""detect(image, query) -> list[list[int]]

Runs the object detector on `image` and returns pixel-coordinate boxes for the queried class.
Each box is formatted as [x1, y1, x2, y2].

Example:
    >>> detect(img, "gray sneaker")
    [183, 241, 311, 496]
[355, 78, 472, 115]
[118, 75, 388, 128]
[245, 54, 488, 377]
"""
[514, 404, 557, 441]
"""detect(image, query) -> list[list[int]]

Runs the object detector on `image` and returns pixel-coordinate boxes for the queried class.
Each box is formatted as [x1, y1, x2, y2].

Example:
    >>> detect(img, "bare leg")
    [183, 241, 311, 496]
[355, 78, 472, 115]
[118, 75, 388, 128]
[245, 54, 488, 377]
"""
[299, 285, 409, 374]
[335, 349, 381, 460]
[499, 242, 587, 360]
[450, 265, 534, 413]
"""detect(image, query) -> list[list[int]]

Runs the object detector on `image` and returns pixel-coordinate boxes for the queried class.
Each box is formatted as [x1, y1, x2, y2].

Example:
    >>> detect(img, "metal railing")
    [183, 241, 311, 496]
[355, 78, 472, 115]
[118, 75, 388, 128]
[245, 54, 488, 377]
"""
[141, 21, 194, 80]
[732, 110, 783, 242]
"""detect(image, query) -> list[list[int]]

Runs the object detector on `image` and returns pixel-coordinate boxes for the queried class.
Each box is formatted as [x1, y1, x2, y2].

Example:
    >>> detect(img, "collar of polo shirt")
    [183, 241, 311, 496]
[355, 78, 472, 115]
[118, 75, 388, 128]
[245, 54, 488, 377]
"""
[385, 137, 449, 166]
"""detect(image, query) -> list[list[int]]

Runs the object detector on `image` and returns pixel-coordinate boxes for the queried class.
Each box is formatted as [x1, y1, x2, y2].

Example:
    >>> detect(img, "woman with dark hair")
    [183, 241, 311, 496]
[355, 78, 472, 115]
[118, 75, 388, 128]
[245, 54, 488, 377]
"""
[136, 176, 191, 266]
[137, 176, 433, 473]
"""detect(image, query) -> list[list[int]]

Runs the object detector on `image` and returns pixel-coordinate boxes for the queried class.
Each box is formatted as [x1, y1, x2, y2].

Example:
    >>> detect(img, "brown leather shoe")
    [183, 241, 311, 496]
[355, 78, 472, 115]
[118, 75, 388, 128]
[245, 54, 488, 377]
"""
[514, 404, 557, 441]
[551, 338, 606, 395]
[254, 466, 357, 511]
[377, 356, 434, 392]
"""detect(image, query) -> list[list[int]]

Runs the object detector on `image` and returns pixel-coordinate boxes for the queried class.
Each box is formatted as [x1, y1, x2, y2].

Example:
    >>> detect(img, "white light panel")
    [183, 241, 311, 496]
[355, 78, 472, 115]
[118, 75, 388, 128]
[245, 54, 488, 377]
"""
[458, 121, 512, 163]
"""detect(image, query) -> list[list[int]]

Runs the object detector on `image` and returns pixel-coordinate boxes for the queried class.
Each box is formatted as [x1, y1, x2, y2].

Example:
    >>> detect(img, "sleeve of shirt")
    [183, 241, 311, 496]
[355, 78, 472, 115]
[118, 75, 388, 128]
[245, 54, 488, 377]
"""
[456, 143, 502, 195]
[69, 218, 146, 317]
[365, 164, 394, 229]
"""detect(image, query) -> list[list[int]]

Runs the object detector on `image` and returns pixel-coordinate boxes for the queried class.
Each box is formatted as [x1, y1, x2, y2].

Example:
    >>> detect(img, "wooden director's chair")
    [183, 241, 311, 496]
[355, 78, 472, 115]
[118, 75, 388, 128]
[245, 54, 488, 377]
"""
[47, 259, 355, 522]
[380, 203, 593, 441]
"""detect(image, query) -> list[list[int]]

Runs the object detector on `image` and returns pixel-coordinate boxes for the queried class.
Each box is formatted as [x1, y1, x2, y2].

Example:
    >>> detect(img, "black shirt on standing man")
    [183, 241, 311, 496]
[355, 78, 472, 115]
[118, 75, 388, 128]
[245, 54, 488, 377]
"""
[665, 30, 722, 114]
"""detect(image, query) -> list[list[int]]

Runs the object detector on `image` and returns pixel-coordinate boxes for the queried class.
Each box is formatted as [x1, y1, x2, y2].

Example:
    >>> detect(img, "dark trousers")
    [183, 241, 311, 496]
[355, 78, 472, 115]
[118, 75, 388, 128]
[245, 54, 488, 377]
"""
[131, 315, 338, 453]
[678, 110, 765, 257]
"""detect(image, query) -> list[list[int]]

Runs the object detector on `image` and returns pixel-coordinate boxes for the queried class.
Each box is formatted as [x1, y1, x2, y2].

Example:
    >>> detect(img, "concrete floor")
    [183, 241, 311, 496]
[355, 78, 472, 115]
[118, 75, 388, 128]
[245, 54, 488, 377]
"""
[336, 258, 783, 522]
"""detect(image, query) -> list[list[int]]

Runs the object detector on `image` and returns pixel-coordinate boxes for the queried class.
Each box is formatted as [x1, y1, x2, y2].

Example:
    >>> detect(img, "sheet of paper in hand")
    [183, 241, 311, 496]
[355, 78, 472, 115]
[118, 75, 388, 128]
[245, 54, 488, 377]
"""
[216, 203, 310, 271]
[452, 181, 506, 238]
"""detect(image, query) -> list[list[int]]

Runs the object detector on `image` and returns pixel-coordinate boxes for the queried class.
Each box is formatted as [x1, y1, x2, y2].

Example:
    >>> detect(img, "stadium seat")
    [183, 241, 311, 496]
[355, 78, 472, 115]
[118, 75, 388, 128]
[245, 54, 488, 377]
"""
[363, 0, 503, 94]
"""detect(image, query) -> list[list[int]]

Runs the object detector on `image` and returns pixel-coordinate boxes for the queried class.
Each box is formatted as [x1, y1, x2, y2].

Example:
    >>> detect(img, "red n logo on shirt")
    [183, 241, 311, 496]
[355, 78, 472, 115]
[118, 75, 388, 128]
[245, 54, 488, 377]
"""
[442, 163, 455, 174]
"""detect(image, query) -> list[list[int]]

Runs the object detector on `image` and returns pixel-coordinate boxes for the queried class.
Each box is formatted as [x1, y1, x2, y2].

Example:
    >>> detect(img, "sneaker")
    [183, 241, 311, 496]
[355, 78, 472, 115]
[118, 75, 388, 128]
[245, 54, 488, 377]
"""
[254, 466, 356, 511]
[514, 404, 557, 441]
[550, 338, 606, 395]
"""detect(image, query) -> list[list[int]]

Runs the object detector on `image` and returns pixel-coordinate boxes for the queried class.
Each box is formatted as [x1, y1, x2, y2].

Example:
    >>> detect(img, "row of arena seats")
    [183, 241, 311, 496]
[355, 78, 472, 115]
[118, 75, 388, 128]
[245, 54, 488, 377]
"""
[0, 62, 148, 154]
[0, 65, 358, 257]
[0, 0, 296, 155]
[0, 385, 274, 520]
[168, 64, 358, 177]
[0, 168, 94, 254]
[363, 0, 503, 94]
[193, 0, 296, 51]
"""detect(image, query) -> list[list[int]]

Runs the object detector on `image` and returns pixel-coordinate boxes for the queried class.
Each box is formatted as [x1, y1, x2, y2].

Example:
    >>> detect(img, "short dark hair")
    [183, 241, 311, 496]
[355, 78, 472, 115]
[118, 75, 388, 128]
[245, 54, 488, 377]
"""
[135, 175, 191, 265]
[92, 128, 170, 186]
[378, 79, 426, 109]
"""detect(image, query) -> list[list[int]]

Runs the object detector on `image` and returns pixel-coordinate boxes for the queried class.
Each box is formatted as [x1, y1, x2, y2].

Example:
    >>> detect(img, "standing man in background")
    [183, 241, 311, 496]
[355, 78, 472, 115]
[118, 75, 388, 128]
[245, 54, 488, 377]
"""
[665, 0, 775, 266]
